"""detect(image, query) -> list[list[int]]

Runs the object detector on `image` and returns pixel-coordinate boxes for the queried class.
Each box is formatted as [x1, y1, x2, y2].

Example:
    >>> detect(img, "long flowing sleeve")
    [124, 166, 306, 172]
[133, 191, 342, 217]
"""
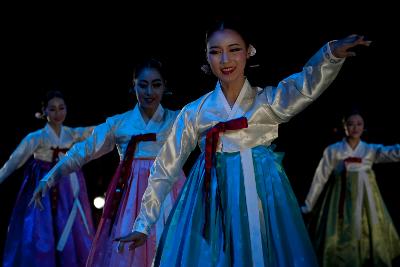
[303, 146, 336, 213]
[42, 121, 116, 187]
[72, 126, 95, 141]
[0, 132, 40, 183]
[372, 144, 400, 163]
[264, 42, 345, 123]
[133, 105, 198, 235]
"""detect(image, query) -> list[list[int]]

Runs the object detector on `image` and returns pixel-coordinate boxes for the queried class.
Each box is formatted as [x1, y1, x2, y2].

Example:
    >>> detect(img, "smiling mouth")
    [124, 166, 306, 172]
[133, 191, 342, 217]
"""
[221, 67, 235, 75]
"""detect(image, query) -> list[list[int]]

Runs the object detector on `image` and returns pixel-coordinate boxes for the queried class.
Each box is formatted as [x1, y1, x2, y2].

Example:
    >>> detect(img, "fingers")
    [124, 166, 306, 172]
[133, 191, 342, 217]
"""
[40, 182, 49, 197]
[350, 35, 372, 47]
[30, 198, 44, 211]
[128, 241, 141, 251]
[129, 243, 136, 251]
[37, 199, 44, 211]
[114, 236, 137, 252]
[129, 238, 146, 250]
[363, 40, 373, 46]
[28, 197, 35, 208]
[28, 191, 44, 210]
[113, 236, 124, 242]
[113, 235, 131, 243]
[347, 51, 357, 57]
[116, 241, 124, 253]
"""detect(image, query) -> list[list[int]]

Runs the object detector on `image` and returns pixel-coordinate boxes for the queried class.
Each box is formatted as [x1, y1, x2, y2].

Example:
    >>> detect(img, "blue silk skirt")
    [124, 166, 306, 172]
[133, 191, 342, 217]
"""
[154, 146, 317, 267]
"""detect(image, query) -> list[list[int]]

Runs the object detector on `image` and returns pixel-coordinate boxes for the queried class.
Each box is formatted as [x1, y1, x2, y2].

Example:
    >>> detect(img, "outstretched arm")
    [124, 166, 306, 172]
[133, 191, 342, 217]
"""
[0, 132, 39, 184]
[373, 143, 400, 163]
[29, 121, 116, 209]
[265, 34, 371, 123]
[302, 146, 336, 213]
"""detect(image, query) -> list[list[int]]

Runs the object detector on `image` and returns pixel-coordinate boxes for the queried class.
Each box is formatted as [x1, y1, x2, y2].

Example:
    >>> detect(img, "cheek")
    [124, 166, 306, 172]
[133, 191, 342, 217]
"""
[155, 91, 164, 101]
[237, 54, 248, 66]
[135, 90, 144, 100]
[208, 56, 219, 68]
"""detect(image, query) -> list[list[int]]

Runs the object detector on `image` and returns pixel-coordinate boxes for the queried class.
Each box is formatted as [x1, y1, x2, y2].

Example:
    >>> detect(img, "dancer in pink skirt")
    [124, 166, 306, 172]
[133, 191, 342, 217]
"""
[31, 59, 186, 267]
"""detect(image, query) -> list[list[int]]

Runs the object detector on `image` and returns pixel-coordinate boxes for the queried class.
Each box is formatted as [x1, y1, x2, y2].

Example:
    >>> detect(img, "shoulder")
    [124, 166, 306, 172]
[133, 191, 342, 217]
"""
[325, 141, 342, 153]
[363, 142, 385, 150]
[105, 110, 131, 124]
[164, 108, 181, 119]
[184, 91, 213, 113]
[62, 125, 74, 133]
[26, 128, 44, 139]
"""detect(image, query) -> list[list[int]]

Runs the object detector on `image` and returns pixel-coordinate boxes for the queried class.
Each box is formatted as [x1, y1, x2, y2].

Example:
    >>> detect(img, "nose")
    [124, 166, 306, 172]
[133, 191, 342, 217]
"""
[145, 85, 153, 95]
[220, 51, 229, 64]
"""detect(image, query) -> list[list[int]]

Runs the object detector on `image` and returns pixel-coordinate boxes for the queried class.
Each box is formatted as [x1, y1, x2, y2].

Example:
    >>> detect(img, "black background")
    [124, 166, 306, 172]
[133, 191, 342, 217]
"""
[1, 3, 399, 263]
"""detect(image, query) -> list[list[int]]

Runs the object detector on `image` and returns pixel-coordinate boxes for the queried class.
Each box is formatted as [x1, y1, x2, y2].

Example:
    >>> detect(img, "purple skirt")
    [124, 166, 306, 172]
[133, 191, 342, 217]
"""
[2, 159, 94, 267]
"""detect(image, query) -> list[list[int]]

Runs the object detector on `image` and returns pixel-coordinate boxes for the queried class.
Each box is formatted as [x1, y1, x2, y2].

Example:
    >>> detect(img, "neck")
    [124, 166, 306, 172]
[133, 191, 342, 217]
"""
[49, 122, 62, 137]
[220, 78, 245, 107]
[346, 137, 361, 150]
[139, 106, 157, 124]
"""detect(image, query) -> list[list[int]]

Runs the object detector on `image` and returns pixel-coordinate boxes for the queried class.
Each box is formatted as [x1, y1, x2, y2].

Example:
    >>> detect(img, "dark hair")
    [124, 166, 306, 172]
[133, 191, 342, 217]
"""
[341, 107, 364, 126]
[205, 16, 253, 48]
[129, 58, 167, 95]
[132, 58, 166, 81]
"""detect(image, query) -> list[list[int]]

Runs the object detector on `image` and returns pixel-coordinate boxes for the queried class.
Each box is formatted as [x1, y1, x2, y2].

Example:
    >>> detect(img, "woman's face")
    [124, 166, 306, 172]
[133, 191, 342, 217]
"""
[344, 114, 364, 139]
[45, 97, 67, 126]
[133, 67, 165, 114]
[206, 29, 250, 85]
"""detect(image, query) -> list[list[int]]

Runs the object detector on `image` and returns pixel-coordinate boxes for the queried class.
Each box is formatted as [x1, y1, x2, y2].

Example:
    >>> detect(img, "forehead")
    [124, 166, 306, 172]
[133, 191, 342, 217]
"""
[47, 97, 65, 106]
[207, 29, 246, 48]
[346, 114, 364, 123]
[136, 68, 163, 81]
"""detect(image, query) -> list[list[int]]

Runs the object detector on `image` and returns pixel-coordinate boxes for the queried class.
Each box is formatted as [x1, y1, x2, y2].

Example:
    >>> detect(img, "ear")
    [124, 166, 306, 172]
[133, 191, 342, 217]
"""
[205, 48, 211, 64]
[129, 82, 136, 94]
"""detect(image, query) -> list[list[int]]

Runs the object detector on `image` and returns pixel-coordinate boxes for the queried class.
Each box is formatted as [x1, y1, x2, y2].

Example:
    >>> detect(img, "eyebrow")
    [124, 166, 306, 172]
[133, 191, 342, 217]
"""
[48, 105, 65, 108]
[138, 79, 162, 83]
[209, 43, 242, 49]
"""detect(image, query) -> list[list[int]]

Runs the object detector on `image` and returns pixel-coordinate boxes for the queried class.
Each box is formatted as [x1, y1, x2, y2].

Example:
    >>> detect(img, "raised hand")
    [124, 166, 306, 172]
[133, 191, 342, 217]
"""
[330, 34, 372, 58]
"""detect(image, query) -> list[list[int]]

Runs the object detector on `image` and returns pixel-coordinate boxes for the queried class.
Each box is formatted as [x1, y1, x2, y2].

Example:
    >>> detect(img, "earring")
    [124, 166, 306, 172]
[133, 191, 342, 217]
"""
[164, 88, 173, 96]
[248, 44, 257, 57]
[201, 64, 211, 75]
[35, 112, 45, 119]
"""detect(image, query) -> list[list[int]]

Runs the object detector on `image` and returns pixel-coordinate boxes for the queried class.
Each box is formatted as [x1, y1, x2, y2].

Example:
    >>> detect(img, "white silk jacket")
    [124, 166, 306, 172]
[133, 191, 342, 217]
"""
[133, 42, 346, 235]
[41, 104, 179, 187]
[0, 124, 93, 181]
[303, 139, 400, 213]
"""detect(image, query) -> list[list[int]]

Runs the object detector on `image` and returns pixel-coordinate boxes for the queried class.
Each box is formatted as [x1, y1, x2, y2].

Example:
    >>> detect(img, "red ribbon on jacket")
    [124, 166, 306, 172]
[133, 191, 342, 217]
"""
[203, 117, 248, 240]
[344, 157, 362, 164]
[339, 156, 362, 219]
[102, 133, 156, 226]
[50, 147, 69, 163]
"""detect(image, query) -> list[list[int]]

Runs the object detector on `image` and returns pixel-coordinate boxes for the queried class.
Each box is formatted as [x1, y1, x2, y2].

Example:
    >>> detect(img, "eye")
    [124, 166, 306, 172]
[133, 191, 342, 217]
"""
[209, 49, 221, 55]
[138, 83, 148, 89]
[152, 82, 162, 89]
[230, 47, 242, 52]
